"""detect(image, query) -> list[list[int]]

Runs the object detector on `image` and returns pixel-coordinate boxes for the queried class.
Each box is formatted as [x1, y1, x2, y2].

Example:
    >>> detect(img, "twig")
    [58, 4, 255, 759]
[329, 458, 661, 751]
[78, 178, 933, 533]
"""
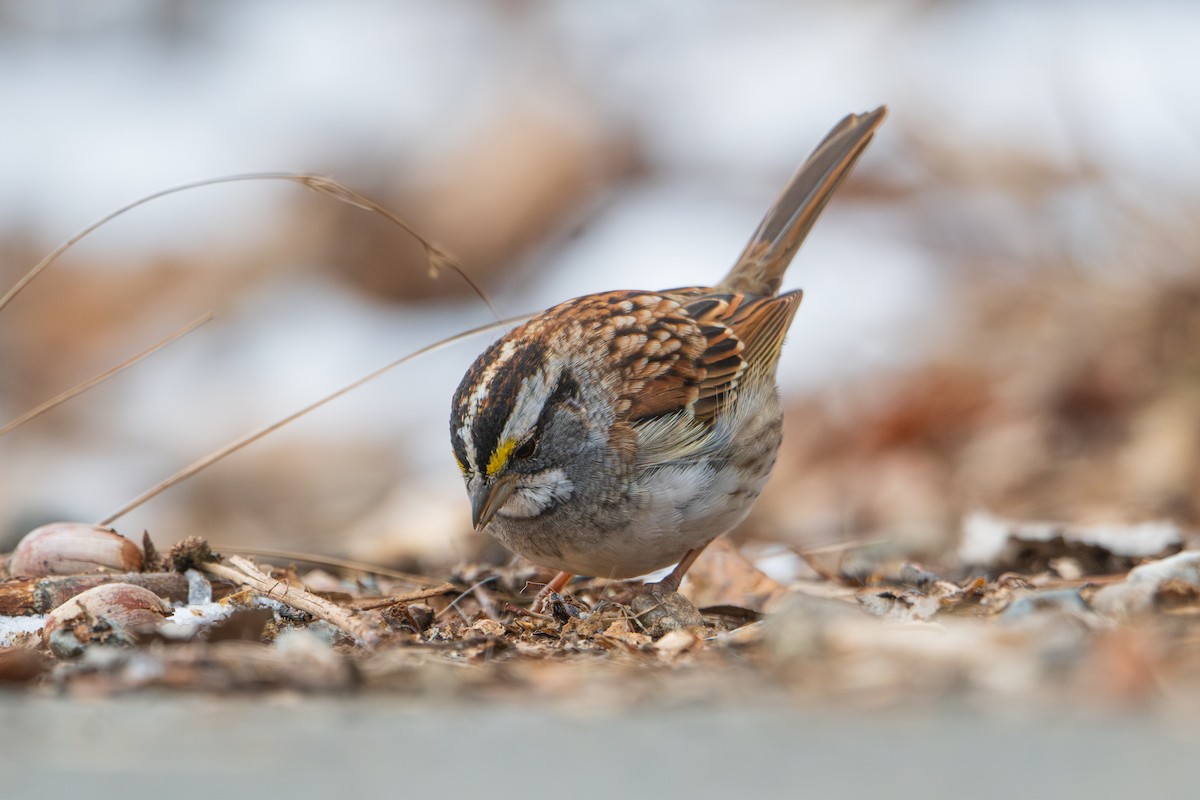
[211, 544, 451, 588]
[200, 556, 382, 648]
[503, 603, 551, 620]
[350, 584, 458, 611]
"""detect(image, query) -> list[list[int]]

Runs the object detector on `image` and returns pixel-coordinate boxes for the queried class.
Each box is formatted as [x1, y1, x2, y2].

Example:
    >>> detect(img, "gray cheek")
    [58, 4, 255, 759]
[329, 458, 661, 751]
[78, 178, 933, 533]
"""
[542, 412, 592, 474]
[559, 402, 597, 448]
[557, 420, 609, 499]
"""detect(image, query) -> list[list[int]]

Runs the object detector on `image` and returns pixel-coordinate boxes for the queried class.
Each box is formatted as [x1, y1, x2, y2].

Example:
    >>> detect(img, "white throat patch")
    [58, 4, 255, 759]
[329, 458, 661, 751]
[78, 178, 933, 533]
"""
[498, 468, 574, 519]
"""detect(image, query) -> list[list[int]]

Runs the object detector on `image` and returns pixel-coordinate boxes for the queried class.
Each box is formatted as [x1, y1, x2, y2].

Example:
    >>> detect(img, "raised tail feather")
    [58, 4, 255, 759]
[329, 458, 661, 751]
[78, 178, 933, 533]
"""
[718, 106, 887, 297]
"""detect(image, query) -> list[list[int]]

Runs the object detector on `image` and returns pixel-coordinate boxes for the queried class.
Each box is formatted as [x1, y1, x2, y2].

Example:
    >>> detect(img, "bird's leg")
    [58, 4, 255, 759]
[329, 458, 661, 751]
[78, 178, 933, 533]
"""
[653, 544, 709, 593]
[632, 545, 710, 631]
[530, 570, 573, 613]
[531, 545, 707, 615]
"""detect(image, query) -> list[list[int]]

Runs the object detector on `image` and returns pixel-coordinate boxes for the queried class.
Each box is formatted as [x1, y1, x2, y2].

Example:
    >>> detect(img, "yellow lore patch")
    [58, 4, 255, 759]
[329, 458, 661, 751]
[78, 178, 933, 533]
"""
[487, 438, 516, 476]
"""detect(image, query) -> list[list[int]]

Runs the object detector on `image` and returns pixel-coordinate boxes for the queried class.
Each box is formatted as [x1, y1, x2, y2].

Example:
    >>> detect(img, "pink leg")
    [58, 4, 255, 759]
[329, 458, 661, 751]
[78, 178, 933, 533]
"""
[654, 544, 710, 593]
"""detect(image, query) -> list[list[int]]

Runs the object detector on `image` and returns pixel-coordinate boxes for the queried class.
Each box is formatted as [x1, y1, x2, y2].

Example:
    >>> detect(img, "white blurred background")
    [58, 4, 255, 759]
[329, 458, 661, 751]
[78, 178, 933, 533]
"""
[1, 0, 1197, 568]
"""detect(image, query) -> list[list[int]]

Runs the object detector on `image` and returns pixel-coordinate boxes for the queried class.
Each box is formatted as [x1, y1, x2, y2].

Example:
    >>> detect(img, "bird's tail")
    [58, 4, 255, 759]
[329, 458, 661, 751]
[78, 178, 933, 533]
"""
[718, 106, 887, 297]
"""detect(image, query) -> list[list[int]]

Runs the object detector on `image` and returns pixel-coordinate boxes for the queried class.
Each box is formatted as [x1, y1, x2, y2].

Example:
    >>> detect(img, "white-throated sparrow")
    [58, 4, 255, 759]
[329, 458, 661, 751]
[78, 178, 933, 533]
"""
[451, 107, 886, 605]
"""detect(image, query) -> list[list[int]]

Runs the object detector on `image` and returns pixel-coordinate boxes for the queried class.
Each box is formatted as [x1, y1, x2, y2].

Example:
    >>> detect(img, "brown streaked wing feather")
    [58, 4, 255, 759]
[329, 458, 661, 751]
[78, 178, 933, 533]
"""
[616, 288, 802, 425]
[687, 290, 804, 421]
[614, 295, 708, 422]
[683, 297, 746, 423]
[725, 290, 804, 375]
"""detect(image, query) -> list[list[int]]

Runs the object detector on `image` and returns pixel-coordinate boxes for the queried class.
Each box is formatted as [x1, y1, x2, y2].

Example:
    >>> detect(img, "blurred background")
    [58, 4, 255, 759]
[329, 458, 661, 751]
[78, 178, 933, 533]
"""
[1, 0, 1197, 575]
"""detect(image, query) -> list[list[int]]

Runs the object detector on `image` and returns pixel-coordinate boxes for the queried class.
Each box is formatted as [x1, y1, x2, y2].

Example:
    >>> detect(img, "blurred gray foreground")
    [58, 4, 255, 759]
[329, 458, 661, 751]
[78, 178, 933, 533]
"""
[1, 695, 1195, 799]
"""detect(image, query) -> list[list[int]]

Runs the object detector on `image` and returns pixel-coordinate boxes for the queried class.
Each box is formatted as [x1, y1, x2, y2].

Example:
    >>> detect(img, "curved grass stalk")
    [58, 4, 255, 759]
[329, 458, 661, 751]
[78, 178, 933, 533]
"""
[1, 172, 498, 320]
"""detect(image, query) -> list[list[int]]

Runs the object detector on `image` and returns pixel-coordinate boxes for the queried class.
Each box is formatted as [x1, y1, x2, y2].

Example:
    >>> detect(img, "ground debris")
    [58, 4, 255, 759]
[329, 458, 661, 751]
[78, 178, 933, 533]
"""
[1, 530, 1199, 709]
[0, 572, 190, 615]
[1089, 550, 1200, 618]
[854, 563, 976, 622]
[162, 536, 216, 573]
[0, 647, 51, 683]
[7, 523, 143, 577]
[52, 633, 358, 694]
[42, 582, 171, 658]
[960, 511, 1183, 575]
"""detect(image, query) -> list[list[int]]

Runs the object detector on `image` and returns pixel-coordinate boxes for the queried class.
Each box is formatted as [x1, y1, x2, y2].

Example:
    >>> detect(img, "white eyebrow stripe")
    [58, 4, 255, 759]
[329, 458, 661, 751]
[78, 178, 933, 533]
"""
[468, 341, 518, 413]
[458, 339, 521, 472]
[499, 364, 556, 448]
[457, 422, 476, 469]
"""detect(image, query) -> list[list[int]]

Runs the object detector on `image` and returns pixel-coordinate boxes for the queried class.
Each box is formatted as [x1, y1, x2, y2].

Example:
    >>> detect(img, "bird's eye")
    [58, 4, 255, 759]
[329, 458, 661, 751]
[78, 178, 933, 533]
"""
[513, 438, 537, 461]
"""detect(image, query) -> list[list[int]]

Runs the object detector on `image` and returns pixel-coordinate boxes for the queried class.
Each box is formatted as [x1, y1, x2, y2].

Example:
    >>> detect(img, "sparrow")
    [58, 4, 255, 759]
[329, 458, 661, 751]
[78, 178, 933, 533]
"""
[451, 107, 886, 606]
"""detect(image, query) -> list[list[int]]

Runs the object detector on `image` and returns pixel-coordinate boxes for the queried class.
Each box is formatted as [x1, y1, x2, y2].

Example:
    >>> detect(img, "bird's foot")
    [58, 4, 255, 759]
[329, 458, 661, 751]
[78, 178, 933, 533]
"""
[529, 570, 574, 614]
[631, 580, 705, 635]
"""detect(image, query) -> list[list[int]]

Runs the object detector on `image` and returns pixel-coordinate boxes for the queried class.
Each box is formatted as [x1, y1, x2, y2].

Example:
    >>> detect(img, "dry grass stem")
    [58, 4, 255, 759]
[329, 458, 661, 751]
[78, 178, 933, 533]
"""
[297, 176, 500, 321]
[0, 312, 214, 438]
[0, 172, 492, 315]
[435, 576, 500, 621]
[96, 314, 530, 526]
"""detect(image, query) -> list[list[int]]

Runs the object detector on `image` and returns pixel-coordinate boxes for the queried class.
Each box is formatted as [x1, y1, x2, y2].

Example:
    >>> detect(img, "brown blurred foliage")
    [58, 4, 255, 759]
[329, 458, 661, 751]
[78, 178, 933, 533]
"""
[753, 267, 1200, 554]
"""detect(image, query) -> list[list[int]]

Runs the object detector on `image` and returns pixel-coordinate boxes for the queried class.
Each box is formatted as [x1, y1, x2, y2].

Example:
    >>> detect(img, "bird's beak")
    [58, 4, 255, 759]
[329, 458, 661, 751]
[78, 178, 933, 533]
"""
[469, 473, 518, 531]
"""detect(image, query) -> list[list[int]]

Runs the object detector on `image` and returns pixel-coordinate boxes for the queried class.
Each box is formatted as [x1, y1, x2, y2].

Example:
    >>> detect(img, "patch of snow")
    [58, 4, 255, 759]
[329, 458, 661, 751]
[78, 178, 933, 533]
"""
[185, 568, 212, 605]
[961, 510, 1183, 565]
[160, 601, 233, 639]
[0, 615, 47, 646]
